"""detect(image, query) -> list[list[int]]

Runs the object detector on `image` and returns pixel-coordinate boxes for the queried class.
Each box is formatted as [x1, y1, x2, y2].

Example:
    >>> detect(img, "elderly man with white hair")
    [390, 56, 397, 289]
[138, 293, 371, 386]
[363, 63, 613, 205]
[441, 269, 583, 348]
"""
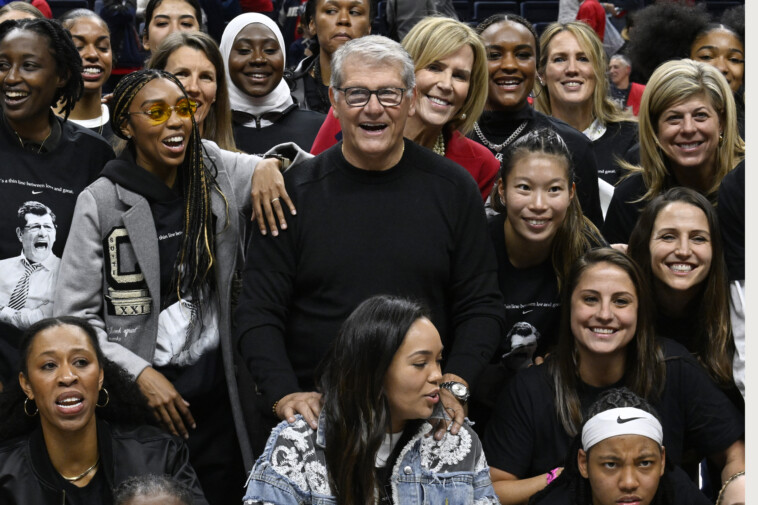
[235, 35, 504, 453]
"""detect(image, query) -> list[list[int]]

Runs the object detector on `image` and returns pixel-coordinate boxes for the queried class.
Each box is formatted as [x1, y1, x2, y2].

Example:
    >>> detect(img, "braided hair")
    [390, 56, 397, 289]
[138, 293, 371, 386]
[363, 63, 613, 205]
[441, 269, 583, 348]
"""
[476, 13, 539, 62]
[112, 69, 225, 306]
[0, 18, 83, 119]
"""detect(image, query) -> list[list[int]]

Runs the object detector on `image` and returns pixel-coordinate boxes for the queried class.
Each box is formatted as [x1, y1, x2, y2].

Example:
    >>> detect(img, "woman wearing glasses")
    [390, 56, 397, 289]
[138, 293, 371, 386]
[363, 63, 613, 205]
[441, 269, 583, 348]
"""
[54, 69, 252, 504]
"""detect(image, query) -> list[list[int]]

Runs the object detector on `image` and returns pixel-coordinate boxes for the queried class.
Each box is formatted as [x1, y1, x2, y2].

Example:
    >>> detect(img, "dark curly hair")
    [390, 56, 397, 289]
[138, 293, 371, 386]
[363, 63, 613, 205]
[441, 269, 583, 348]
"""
[0, 317, 155, 442]
[529, 388, 675, 505]
[719, 5, 744, 45]
[0, 18, 84, 119]
[626, 3, 711, 83]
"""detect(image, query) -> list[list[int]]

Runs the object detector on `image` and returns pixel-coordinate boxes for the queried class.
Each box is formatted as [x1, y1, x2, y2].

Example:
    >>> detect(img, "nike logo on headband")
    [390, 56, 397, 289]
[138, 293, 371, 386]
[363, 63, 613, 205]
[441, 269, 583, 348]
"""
[617, 416, 643, 424]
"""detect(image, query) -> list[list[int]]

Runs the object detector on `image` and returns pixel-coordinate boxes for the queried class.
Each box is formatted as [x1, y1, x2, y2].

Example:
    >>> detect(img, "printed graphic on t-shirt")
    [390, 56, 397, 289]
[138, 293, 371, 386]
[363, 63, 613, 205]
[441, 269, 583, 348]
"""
[0, 200, 61, 330]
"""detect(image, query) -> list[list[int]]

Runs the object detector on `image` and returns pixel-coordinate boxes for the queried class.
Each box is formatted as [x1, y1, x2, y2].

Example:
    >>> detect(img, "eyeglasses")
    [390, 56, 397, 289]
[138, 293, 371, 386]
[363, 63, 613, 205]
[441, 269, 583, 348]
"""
[334, 87, 406, 107]
[128, 98, 197, 125]
[23, 224, 55, 232]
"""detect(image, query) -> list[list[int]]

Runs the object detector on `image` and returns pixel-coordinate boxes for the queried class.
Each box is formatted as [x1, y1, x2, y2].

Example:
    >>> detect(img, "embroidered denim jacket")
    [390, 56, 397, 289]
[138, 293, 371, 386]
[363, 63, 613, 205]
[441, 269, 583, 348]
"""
[243, 414, 498, 505]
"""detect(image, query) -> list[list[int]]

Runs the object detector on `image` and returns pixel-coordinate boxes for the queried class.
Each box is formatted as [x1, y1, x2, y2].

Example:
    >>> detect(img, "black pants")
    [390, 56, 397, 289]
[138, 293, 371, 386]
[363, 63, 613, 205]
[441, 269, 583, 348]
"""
[185, 384, 245, 505]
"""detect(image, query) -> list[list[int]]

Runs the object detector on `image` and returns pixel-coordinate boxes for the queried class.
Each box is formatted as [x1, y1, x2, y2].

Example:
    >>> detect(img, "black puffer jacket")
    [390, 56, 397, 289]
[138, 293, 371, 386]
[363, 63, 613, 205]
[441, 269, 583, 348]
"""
[0, 419, 208, 505]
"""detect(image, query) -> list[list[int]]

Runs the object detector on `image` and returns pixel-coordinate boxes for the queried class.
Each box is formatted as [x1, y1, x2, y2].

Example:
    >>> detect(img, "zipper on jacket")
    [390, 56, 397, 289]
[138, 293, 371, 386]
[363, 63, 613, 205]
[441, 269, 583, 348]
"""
[61, 489, 66, 505]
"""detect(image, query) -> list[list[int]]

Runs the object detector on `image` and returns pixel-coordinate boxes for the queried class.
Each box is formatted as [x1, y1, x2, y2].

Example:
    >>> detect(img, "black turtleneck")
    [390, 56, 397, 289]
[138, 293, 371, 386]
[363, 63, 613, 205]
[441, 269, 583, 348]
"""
[470, 106, 604, 228]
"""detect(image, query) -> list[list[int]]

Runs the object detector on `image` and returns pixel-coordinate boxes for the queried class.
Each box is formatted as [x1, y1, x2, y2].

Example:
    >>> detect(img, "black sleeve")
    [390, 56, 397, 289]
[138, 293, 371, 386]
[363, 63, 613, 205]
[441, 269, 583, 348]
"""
[444, 176, 505, 387]
[601, 174, 645, 244]
[717, 161, 744, 281]
[670, 349, 745, 457]
[165, 437, 210, 505]
[572, 141, 604, 229]
[667, 465, 712, 505]
[234, 180, 301, 408]
[483, 368, 541, 477]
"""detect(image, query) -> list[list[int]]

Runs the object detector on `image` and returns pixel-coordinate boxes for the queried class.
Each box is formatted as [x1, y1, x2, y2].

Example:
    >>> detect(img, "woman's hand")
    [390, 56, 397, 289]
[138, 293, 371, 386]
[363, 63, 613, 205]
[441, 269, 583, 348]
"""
[275, 391, 322, 430]
[432, 373, 467, 440]
[136, 367, 196, 439]
[251, 158, 297, 237]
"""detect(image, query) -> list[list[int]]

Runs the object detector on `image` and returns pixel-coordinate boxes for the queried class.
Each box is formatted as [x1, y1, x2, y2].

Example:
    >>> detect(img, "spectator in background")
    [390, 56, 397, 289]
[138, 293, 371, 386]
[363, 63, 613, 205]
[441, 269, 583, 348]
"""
[385, 0, 458, 42]
[141, 0, 201, 54]
[58, 10, 115, 143]
[289, 0, 373, 113]
[576, 0, 606, 41]
[0, 1, 45, 22]
[607, 53, 644, 116]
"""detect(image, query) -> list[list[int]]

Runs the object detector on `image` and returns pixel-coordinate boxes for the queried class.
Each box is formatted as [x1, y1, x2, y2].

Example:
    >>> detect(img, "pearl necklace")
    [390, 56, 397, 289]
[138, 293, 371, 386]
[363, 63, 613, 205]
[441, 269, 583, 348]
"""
[433, 132, 445, 156]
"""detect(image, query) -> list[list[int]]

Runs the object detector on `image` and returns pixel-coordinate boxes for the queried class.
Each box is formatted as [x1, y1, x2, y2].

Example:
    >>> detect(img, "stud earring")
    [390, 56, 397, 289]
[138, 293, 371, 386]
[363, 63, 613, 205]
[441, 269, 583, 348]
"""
[459, 113, 467, 120]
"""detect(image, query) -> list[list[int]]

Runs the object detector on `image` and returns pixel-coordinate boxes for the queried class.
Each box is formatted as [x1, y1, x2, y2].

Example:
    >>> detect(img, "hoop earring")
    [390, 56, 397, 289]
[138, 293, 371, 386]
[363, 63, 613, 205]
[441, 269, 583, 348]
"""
[24, 397, 38, 417]
[96, 388, 109, 408]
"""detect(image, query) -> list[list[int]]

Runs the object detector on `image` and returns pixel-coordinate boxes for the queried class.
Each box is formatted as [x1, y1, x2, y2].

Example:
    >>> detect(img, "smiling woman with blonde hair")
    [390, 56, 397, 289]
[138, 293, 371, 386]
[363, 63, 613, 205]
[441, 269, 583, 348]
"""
[603, 59, 745, 244]
[535, 21, 637, 188]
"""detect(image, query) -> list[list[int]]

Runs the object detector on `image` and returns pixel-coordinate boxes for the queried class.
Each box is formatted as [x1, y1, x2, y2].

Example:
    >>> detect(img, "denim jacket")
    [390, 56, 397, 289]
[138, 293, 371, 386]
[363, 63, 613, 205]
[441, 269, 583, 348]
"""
[243, 414, 498, 505]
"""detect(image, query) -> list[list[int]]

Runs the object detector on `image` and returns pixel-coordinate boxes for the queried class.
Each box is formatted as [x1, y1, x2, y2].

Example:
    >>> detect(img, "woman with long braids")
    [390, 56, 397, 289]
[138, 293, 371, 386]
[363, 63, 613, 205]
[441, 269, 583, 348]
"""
[54, 69, 253, 504]
[0, 18, 114, 387]
[243, 295, 499, 505]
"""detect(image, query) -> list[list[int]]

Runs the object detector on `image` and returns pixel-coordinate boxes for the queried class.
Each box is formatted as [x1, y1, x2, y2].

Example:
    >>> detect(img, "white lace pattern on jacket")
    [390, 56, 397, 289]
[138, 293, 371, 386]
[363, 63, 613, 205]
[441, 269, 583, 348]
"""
[270, 419, 331, 495]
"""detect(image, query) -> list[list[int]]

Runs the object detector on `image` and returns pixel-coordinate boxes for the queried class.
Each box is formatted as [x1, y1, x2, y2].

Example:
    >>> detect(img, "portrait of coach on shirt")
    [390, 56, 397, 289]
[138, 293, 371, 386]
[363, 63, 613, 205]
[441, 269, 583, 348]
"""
[236, 35, 505, 453]
[0, 201, 60, 330]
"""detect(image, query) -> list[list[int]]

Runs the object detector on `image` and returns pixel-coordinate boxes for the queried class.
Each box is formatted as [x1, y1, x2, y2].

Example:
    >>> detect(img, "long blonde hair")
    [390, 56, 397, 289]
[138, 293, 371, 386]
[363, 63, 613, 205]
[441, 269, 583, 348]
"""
[401, 16, 488, 135]
[535, 21, 628, 125]
[625, 59, 744, 201]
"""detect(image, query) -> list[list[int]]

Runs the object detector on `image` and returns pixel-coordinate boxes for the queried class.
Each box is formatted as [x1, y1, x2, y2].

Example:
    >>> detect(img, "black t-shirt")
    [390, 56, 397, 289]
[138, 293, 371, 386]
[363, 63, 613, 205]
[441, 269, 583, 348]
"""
[488, 212, 561, 368]
[592, 121, 638, 185]
[232, 104, 325, 156]
[483, 339, 744, 478]
[609, 83, 631, 111]
[532, 465, 712, 505]
[717, 161, 744, 281]
[0, 114, 114, 260]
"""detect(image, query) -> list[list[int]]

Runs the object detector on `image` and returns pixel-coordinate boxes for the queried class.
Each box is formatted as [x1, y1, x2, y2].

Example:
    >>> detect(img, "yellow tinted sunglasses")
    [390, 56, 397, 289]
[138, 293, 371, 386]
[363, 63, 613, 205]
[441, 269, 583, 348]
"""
[129, 98, 197, 125]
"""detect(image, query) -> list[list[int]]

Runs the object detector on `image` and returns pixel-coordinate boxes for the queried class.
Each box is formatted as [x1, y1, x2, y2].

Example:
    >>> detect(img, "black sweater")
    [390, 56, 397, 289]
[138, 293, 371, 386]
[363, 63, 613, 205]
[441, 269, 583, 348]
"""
[593, 120, 638, 185]
[235, 139, 505, 407]
[470, 106, 604, 228]
[232, 103, 325, 156]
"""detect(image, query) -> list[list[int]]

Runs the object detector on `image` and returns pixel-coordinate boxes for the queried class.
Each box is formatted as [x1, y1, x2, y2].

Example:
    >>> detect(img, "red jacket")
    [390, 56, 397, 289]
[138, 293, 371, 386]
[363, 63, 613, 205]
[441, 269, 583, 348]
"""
[309, 108, 499, 201]
[576, 0, 606, 41]
[627, 82, 645, 116]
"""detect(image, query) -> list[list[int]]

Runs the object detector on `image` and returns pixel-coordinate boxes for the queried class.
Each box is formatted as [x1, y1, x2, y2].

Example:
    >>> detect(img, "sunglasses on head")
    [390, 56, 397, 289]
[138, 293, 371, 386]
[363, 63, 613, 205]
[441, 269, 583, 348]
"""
[128, 98, 197, 125]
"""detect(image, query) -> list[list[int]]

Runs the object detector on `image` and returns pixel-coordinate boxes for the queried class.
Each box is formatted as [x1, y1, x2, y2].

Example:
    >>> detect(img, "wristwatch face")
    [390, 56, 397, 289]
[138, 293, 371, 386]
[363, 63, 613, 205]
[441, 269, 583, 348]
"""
[451, 383, 467, 396]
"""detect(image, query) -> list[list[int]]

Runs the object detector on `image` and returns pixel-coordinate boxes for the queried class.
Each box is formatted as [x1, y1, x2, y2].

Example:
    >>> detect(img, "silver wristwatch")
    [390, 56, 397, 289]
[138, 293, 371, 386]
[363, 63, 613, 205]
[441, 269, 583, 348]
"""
[440, 381, 470, 404]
